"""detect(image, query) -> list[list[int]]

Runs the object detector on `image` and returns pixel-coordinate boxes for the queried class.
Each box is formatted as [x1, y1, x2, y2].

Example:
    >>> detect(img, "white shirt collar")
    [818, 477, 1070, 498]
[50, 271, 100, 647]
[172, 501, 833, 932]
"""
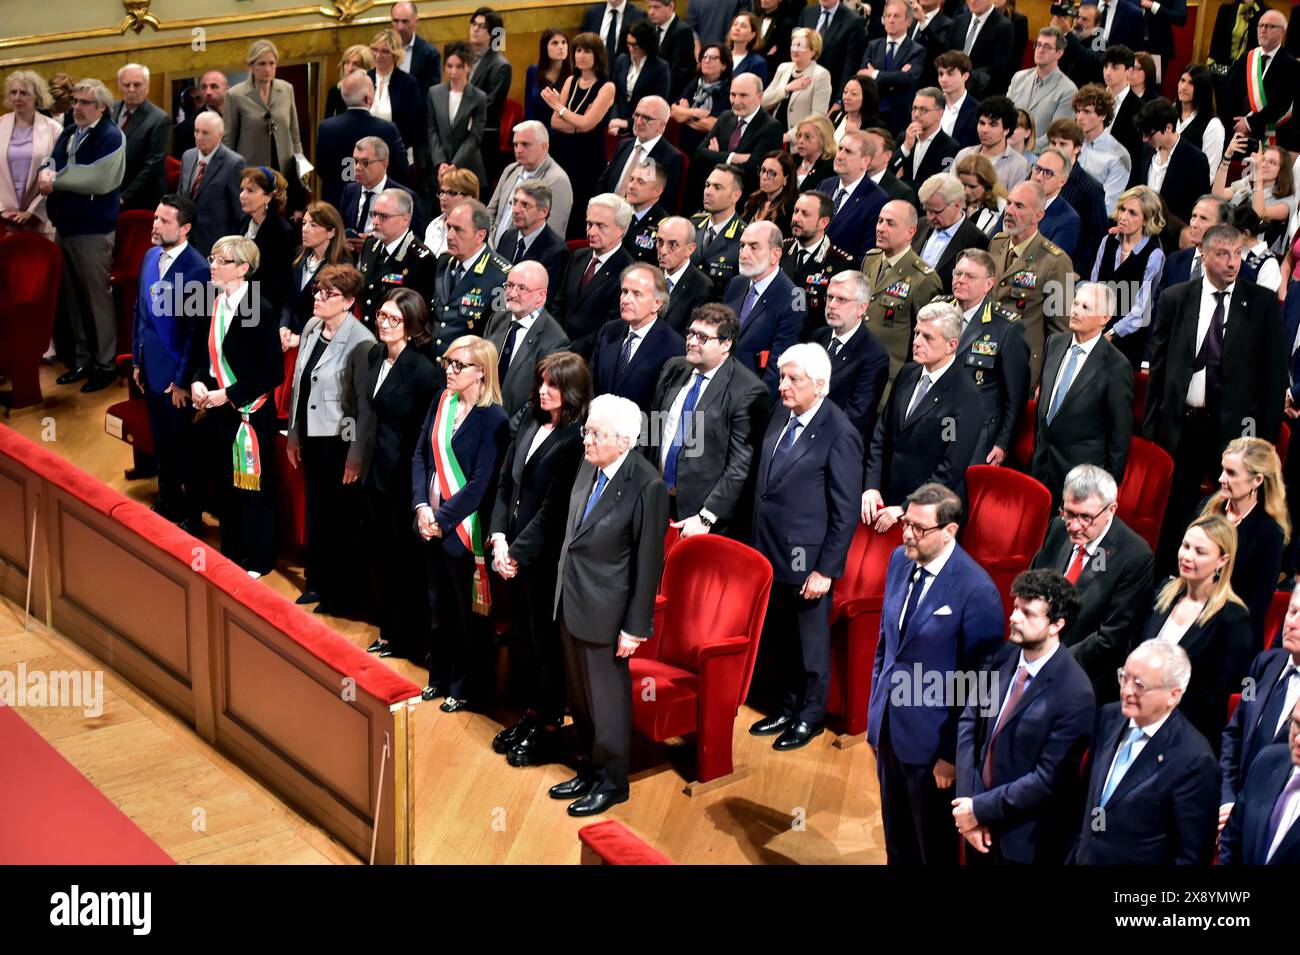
[666, 260, 692, 287]
[384, 229, 412, 257]
[793, 396, 825, 427]
[920, 354, 956, 383]
[1201, 276, 1235, 300]
[635, 133, 663, 155]
[601, 447, 632, 481]
[838, 172, 866, 195]
[159, 241, 188, 265]
[1019, 639, 1061, 679]
[749, 266, 780, 297]
[592, 245, 620, 266]
[833, 321, 862, 345]
[919, 536, 957, 577]
[1128, 709, 1175, 740]
[737, 106, 762, 124]
[510, 309, 541, 330]
[458, 244, 486, 269]
[1069, 331, 1105, 357]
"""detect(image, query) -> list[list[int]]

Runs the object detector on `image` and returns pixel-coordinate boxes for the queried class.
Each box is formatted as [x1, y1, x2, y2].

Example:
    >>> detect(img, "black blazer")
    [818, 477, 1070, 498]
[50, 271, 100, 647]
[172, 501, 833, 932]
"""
[912, 11, 953, 88]
[876, 170, 919, 210]
[861, 35, 927, 135]
[797, 3, 866, 96]
[596, 135, 686, 210]
[112, 99, 169, 211]
[193, 286, 283, 406]
[693, 107, 785, 193]
[722, 269, 805, 393]
[339, 178, 427, 239]
[355, 342, 440, 494]
[947, 8, 1016, 96]
[554, 247, 635, 358]
[1069, 704, 1220, 865]
[315, 108, 409, 208]
[238, 211, 295, 321]
[470, 49, 513, 130]
[612, 55, 672, 124]
[1031, 515, 1155, 702]
[659, 17, 698, 101]
[1220, 742, 1300, 865]
[794, 156, 835, 192]
[279, 256, 324, 335]
[581, 1, 648, 58]
[368, 68, 425, 171]
[1133, 137, 1209, 226]
[1212, 499, 1286, 647]
[1146, 279, 1286, 456]
[811, 323, 890, 442]
[1138, 596, 1255, 752]
[590, 317, 686, 411]
[496, 224, 570, 310]
[482, 307, 571, 421]
[892, 129, 960, 187]
[1220, 648, 1297, 804]
[949, 95, 980, 149]
[866, 360, 983, 503]
[408, 35, 443, 98]
[1111, 89, 1145, 172]
[647, 356, 770, 525]
[1033, 333, 1133, 504]
[490, 415, 585, 567]
[1152, 245, 1194, 318]
[911, 215, 989, 292]
[759, 11, 798, 77]
[660, 265, 713, 334]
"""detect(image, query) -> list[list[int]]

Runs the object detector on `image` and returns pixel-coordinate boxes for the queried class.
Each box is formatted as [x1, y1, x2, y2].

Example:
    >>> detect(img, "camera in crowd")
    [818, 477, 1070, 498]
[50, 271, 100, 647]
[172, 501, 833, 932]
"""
[1050, 1, 1081, 17]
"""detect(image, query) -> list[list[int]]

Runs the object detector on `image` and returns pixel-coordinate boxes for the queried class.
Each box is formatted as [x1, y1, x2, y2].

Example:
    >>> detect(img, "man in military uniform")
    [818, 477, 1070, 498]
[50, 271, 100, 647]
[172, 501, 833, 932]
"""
[432, 199, 511, 356]
[691, 164, 746, 297]
[948, 248, 1031, 467]
[622, 161, 669, 265]
[356, 187, 438, 331]
[782, 190, 856, 340]
[861, 198, 943, 389]
[987, 180, 1072, 389]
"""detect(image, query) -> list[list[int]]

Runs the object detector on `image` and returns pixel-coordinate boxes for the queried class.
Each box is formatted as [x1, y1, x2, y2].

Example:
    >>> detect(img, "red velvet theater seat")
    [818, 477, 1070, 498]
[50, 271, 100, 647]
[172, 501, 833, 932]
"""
[1263, 590, 1290, 652]
[1008, 398, 1036, 471]
[630, 535, 772, 785]
[1117, 436, 1174, 553]
[110, 209, 156, 357]
[827, 521, 902, 740]
[104, 398, 155, 458]
[499, 99, 523, 154]
[274, 431, 307, 552]
[0, 232, 62, 408]
[962, 464, 1051, 619]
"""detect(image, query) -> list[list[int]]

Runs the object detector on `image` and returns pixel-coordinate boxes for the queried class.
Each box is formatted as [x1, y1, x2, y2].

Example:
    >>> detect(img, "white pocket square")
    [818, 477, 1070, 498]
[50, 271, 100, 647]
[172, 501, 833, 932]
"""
[932, 605, 953, 616]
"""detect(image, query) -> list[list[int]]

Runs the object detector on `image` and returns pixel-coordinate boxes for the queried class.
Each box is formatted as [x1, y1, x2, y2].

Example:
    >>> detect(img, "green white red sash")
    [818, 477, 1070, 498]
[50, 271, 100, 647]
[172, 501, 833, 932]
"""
[429, 390, 491, 616]
[1246, 47, 1292, 142]
[208, 295, 269, 490]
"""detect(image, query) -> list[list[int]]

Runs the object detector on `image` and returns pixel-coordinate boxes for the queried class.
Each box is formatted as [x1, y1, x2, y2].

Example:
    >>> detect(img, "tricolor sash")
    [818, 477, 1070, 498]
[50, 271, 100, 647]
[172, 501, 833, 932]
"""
[208, 295, 269, 490]
[429, 390, 492, 616]
[1246, 47, 1292, 143]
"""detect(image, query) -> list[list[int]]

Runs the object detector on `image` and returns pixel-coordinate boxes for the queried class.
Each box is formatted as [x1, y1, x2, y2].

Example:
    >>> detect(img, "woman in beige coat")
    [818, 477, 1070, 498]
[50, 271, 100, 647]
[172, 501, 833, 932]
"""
[223, 40, 304, 186]
[0, 71, 64, 236]
[761, 28, 831, 143]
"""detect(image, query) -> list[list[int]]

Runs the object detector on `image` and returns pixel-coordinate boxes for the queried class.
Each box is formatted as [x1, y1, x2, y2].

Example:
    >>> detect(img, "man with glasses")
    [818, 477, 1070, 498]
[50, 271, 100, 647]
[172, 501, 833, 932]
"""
[467, 7, 512, 134]
[432, 198, 511, 354]
[782, 190, 855, 338]
[912, 173, 988, 292]
[619, 162, 671, 264]
[341, 136, 424, 258]
[357, 187, 438, 330]
[819, 130, 889, 262]
[597, 96, 685, 210]
[869, 482, 1004, 864]
[648, 301, 768, 537]
[810, 271, 890, 441]
[722, 220, 803, 394]
[892, 87, 960, 189]
[590, 263, 684, 410]
[1007, 28, 1079, 152]
[1226, 10, 1297, 148]
[316, 74, 409, 210]
[494, 180, 568, 309]
[484, 260, 570, 419]
[1133, 97, 1210, 227]
[1069, 640, 1219, 864]
[654, 216, 712, 334]
[1028, 146, 1081, 260]
[485, 120, 573, 240]
[1031, 464, 1154, 703]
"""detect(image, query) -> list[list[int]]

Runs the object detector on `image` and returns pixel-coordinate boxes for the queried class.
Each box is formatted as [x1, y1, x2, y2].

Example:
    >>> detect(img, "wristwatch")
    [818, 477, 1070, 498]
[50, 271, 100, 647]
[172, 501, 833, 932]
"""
[698, 511, 715, 528]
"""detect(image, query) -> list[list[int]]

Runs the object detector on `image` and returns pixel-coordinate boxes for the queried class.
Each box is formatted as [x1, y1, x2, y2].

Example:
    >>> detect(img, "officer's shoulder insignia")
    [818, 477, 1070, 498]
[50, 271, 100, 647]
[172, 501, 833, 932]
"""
[413, 245, 431, 258]
[990, 231, 1010, 244]
[932, 294, 958, 305]
[725, 217, 744, 238]
[994, 303, 1020, 323]
[691, 212, 708, 225]
[829, 243, 852, 260]
[863, 247, 884, 258]
[488, 252, 512, 271]
[915, 259, 935, 275]
[1040, 237, 1064, 256]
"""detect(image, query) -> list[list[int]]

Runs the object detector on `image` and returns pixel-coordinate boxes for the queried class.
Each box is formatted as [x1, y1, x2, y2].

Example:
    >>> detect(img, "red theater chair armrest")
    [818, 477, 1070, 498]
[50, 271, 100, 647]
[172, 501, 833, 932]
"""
[840, 595, 885, 619]
[687, 633, 750, 665]
[979, 555, 1032, 572]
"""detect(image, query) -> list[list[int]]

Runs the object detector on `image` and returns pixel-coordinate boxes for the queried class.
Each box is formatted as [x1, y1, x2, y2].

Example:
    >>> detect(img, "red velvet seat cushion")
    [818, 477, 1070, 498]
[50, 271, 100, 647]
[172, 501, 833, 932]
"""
[630, 658, 699, 740]
[578, 820, 674, 865]
[105, 398, 155, 457]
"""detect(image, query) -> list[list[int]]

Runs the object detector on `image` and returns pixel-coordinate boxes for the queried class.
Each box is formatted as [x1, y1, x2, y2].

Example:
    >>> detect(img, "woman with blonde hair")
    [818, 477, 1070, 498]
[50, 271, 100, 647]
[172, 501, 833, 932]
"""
[424, 166, 479, 257]
[411, 334, 510, 710]
[1090, 184, 1166, 368]
[792, 113, 836, 189]
[324, 44, 375, 118]
[955, 152, 1006, 236]
[0, 70, 63, 235]
[762, 27, 831, 139]
[367, 27, 423, 175]
[1137, 513, 1255, 750]
[1199, 437, 1290, 644]
[223, 40, 305, 212]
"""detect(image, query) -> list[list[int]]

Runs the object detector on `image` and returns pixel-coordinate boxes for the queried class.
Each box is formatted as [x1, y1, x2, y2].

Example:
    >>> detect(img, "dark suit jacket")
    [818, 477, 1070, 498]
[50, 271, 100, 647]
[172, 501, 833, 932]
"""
[192, 284, 283, 406]
[722, 269, 805, 393]
[408, 35, 443, 99]
[660, 265, 713, 334]
[367, 68, 424, 174]
[1100, 0, 1148, 52]
[339, 178, 427, 239]
[892, 130, 960, 187]
[470, 49, 513, 130]
[1110, 88, 1145, 172]
[1060, 161, 1110, 270]
[1224, 500, 1286, 646]
[694, 107, 785, 194]
[590, 317, 686, 410]
[1031, 515, 1154, 701]
[948, 8, 1016, 96]
[869, 542, 1005, 763]
[1069, 704, 1220, 865]
[315, 108, 409, 208]
[818, 173, 888, 262]
[866, 359, 984, 503]
[1228, 46, 1300, 148]
[1220, 648, 1297, 803]
[582, 1, 649, 59]
[948, 95, 980, 149]
[354, 342, 440, 494]
[760, 11, 798, 77]
[798, 3, 866, 96]
[912, 11, 954, 88]
[1146, 278, 1287, 455]
[238, 211, 294, 321]
[861, 36, 927, 135]
[483, 308, 571, 420]
[1153, 246, 1194, 318]
[497, 224, 569, 310]
[956, 641, 1096, 864]
[554, 452, 669, 644]
[751, 397, 863, 585]
[1134, 138, 1209, 226]
[411, 395, 510, 558]
[649, 356, 770, 524]
[1140, 0, 1188, 59]
[554, 246, 634, 358]
[1039, 195, 1082, 261]
[1033, 332, 1133, 502]
[427, 82, 488, 192]
[1220, 743, 1300, 865]
[179, 143, 243, 256]
[612, 55, 672, 124]
[1210, 2, 1263, 69]
[132, 244, 210, 392]
[280, 257, 323, 336]
[596, 135, 686, 210]
[876, 170, 919, 211]
[659, 16, 698, 102]
[490, 416, 585, 567]
[812, 323, 890, 441]
[911, 214, 989, 292]
[113, 99, 169, 210]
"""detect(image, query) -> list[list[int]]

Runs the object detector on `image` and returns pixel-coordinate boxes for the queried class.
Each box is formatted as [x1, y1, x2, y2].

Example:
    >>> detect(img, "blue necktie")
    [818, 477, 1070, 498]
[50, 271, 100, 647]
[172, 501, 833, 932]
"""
[580, 470, 609, 525]
[739, 283, 760, 328]
[1100, 726, 1145, 806]
[614, 330, 636, 385]
[1046, 344, 1084, 424]
[663, 372, 705, 489]
[900, 566, 929, 634]
[833, 185, 847, 213]
[1248, 665, 1299, 767]
[767, 415, 801, 481]
[885, 40, 897, 70]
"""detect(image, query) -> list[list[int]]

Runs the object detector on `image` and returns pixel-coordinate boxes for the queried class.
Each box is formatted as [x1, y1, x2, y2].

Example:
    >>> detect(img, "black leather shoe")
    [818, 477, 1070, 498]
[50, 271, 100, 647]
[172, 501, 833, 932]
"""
[80, 370, 116, 393]
[297, 590, 322, 606]
[57, 366, 90, 385]
[548, 774, 595, 800]
[420, 684, 443, 702]
[505, 725, 556, 767]
[749, 713, 795, 736]
[567, 790, 629, 817]
[773, 721, 825, 751]
[492, 715, 536, 754]
[439, 696, 467, 713]
[366, 638, 387, 653]
[377, 644, 397, 658]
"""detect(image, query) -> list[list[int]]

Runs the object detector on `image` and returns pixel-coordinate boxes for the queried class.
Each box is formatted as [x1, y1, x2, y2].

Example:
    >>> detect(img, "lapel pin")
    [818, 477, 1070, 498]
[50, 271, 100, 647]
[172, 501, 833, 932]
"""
[1156, 754, 1164, 764]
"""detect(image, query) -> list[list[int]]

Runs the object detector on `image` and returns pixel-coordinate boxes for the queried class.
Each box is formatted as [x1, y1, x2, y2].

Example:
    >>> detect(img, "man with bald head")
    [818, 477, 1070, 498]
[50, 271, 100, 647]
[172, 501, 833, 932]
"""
[655, 215, 712, 333]
[863, 198, 943, 385]
[113, 64, 169, 210]
[173, 70, 228, 158]
[598, 95, 686, 208]
[316, 71, 409, 208]
[179, 111, 243, 255]
[691, 72, 784, 199]
[722, 220, 804, 394]
[483, 260, 571, 419]
[391, 1, 441, 94]
[1227, 9, 1299, 148]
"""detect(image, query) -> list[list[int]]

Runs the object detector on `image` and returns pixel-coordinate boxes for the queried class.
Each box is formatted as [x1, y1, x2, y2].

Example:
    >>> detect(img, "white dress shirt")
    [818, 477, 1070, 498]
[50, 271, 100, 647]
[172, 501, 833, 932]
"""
[941, 92, 968, 139]
[898, 536, 957, 629]
[449, 87, 464, 124]
[372, 70, 394, 122]
[1046, 331, 1103, 414]
[1186, 278, 1235, 407]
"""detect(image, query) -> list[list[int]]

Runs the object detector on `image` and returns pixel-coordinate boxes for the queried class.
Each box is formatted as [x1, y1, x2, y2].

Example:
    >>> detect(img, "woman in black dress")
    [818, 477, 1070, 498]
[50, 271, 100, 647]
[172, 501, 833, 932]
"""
[489, 352, 591, 765]
[544, 32, 617, 241]
[742, 150, 797, 237]
[280, 201, 350, 351]
[526, 30, 572, 126]
[236, 165, 294, 324]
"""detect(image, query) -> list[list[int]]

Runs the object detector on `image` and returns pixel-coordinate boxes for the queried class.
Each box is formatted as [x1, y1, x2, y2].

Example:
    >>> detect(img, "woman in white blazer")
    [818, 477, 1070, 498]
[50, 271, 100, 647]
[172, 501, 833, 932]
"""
[222, 40, 304, 188]
[761, 28, 831, 142]
[0, 71, 65, 236]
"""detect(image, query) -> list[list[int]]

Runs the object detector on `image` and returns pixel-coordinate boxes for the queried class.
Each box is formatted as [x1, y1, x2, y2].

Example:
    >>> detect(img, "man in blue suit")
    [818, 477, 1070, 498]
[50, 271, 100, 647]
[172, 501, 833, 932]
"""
[722, 221, 805, 395]
[861, 1, 929, 136]
[590, 263, 686, 411]
[1219, 706, 1300, 865]
[1155, 196, 1228, 317]
[339, 137, 426, 253]
[1068, 640, 1220, 864]
[954, 569, 1095, 864]
[868, 482, 1004, 864]
[819, 130, 889, 262]
[749, 342, 864, 751]
[316, 73, 409, 209]
[131, 195, 209, 529]
[1030, 146, 1082, 260]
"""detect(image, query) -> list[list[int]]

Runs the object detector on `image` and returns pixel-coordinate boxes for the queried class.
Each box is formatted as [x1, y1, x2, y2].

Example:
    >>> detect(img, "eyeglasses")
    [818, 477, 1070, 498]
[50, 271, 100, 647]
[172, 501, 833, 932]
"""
[439, 188, 469, 198]
[911, 104, 939, 113]
[441, 358, 479, 374]
[503, 280, 540, 292]
[701, 52, 722, 61]
[825, 293, 859, 306]
[580, 426, 614, 441]
[1116, 669, 1169, 694]
[376, 312, 405, 327]
[759, 167, 782, 178]
[632, 111, 657, 122]
[208, 256, 238, 265]
[900, 519, 944, 536]
[1031, 165, 1057, 179]
[314, 287, 343, 299]
[354, 157, 380, 168]
[1059, 504, 1108, 527]
[684, 329, 722, 343]
[370, 210, 402, 222]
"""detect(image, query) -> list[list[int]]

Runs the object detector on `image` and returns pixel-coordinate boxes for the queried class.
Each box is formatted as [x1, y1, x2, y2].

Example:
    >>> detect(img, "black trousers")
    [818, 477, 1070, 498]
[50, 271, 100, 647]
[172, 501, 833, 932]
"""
[424, 543, 489, 699]
[760, 580, 833, 724]
[1157, 407, 1221, 572]
[301, 435, 361, 608]
[559, 613, 632, 796]
[365, 483, 429, 653]
[141, 383, 194, 520]
[508, 565, 566, 725]
[876, 711, 958, 865]
[193, 401, 278, 574]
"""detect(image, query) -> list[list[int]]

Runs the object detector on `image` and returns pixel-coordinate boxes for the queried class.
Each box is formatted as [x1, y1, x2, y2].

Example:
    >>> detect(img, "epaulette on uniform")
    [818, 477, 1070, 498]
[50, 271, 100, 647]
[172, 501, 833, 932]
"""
[993, 303, 1020, 322]
[489, 252, 512, 271]
[915, 258, 935, 275]
[828, 242, 852, 259]
[1040, 237, 1063, 256]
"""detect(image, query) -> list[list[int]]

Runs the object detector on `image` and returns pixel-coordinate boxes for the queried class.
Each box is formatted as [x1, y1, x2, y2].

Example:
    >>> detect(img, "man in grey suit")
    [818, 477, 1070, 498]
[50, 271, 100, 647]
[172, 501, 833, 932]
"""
[179, 112, 244, 256]
[113, 64, 169, 211]
[468, 7, 513, 132]
[1007, 27, 1079, 151]
[685, 0, 746, 45]
[551, 394, 668, 816]
[483, 261, 571, 421]
[486, 120, 574, 240]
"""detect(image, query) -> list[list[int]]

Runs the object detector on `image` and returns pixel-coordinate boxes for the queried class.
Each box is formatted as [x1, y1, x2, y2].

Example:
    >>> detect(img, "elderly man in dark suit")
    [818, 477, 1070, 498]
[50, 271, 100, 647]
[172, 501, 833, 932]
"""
[721, 220, 804, 395]
[948, 0, 1015, 96]
[1220, 700, 1300, 865]
[483, 261, 570, 420]
[798, 0, 867, 97]
[340, 137, 426, 254]
[178, 112, 243, 256]
[749, 342, 864, 750]
[810, 270, 890, 442]
[649, 302, 769, 536]
[1033, 282, 1133, 508]
[391, 1, 442, 94]
[495, 179, 569, 310]
[551, 393, 668, 816]
[691, 73, 785, 198]
[954, 569, 1095, 864]
[590, 263, 686, 410]
[1069, 640, 1220, 864]
[316, 72, 409, 208]
[913, 173, 989, 293]
[596, 95, 685, 211]
[582, 0, 648, 58]
[1031, 464, 1154, 703]
[555, 193, 636, 358]
[112, 64, 169, 211]
[870, 482, 1005, 864]
[655, 215, 713, 334]
[1133, 98, 1211, 227]
[1029, 146, 1082, 260]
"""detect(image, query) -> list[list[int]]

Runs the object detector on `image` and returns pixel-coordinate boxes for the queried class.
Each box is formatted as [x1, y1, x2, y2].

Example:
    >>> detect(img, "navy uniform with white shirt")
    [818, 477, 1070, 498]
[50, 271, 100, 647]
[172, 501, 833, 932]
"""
[356, 229, 439, 331]
[691, 210, 746, 297]
[952, 296, 1030, 464]
[623, 203, 669, 264]
[432, 243, 512, 356]
[781, 234, 856, 339]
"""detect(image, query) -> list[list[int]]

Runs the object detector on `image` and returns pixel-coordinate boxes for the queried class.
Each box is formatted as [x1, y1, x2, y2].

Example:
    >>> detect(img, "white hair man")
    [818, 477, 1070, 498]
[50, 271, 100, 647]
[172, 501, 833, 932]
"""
[179, 109, 246, 256]
[488, 119, 574, 239]
[113, 62, 169, 211]
[556, 192, 635, 357]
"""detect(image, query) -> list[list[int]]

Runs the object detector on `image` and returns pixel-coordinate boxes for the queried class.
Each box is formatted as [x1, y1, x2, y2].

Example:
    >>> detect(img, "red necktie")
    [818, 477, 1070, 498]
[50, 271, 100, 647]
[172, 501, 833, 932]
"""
[1065, 546, 1087, 584]
[983, 664, 1029, 787]
[119, 108, 133, 131]
[190, 159, 206, 198]
[727, 118, 747, 152]
[580, 254, 599, 292]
